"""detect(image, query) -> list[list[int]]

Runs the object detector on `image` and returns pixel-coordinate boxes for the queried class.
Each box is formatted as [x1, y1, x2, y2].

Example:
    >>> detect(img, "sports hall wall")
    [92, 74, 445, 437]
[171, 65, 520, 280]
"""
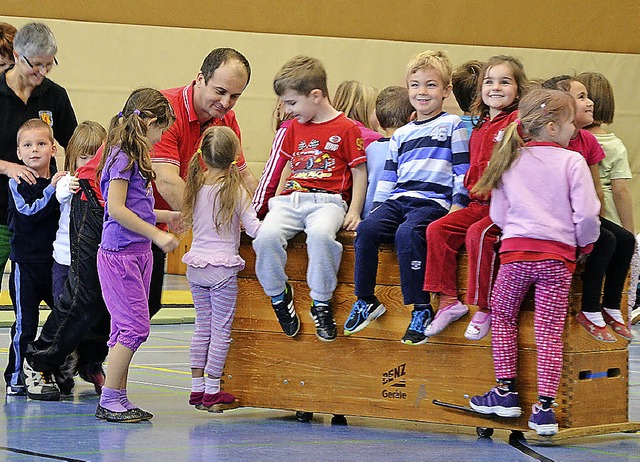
[2, 5, 639, 226]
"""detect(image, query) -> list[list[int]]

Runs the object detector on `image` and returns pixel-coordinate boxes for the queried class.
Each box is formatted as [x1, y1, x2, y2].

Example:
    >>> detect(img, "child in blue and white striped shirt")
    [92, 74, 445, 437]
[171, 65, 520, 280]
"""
[344, 50, 470, 344]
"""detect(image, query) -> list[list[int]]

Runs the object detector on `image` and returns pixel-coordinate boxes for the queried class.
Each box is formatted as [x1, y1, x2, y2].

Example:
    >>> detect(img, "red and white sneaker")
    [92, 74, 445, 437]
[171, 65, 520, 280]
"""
[576, 312, 616, 342]
[602, 310, 634, 341]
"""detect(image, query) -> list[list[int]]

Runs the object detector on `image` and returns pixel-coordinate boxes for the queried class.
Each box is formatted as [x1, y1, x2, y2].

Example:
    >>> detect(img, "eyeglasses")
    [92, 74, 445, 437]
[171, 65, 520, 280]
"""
[21, 55, 58, 72]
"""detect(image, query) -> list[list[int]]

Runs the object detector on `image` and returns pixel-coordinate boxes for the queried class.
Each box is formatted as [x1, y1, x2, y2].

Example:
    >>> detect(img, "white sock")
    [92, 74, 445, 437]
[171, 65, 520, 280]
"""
[583, 311, 606, 327]
[191, 377, 205, 393]
[603, 307, 625, 324]
[205, 376, 221, 395]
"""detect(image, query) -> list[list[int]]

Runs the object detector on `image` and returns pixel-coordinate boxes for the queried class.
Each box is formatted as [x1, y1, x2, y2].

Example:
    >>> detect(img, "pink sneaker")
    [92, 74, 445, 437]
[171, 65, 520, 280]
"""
[424, 301, 468, 337]
[464, 309, 491, 341]
[189, 391, 204, 406]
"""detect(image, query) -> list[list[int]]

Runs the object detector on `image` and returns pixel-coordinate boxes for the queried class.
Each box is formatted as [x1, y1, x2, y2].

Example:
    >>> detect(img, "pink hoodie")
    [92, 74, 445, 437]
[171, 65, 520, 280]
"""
[490, 142, 600, 261]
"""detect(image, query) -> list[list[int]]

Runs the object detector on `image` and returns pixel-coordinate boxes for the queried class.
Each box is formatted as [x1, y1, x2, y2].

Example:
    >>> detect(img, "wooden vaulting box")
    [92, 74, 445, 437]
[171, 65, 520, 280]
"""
[208, 230, 639, 439]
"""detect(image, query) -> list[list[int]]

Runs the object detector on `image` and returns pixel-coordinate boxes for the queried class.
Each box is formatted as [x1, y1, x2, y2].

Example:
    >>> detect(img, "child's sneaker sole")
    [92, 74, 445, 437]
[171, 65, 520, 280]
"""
[469, 403, 522, 418]
[528, 421, 558, 436]
[400, 336, 428, 346]
[196, 400, 240, 413]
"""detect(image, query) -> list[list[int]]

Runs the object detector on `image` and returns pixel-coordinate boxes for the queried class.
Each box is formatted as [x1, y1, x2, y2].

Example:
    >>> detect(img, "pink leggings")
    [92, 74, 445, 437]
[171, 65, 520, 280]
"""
[189, 275, 238, 377]
[491, 260, 571, 398]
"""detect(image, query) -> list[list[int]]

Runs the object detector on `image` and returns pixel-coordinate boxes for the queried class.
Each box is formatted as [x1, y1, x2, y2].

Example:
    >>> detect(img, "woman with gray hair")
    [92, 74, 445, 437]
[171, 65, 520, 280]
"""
[1, 22, 77, 397]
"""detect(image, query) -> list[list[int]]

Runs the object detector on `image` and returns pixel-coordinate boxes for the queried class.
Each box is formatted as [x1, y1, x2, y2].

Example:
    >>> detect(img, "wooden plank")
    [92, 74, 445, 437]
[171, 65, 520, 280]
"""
[223, 329, 628, 430]
[223, 331, 537, 431]
[238, 233, 401, 286]
[560, 349, 629, 428]
[234, 279, 626, 354]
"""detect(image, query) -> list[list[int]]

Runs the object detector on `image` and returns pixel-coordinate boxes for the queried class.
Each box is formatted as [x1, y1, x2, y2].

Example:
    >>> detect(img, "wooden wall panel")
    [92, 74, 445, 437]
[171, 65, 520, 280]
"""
[3, 1, 639, 54]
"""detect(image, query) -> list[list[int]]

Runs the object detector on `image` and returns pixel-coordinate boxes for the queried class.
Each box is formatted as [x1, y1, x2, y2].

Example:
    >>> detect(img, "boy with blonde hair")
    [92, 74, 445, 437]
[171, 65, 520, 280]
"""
[344, 51, 470, 344]
[253, 55, 367, 342]
[5, 119, 66, 399]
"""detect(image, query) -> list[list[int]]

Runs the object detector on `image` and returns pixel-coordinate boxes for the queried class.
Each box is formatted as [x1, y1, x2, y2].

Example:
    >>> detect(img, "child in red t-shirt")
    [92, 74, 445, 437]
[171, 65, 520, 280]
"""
[252, 55, 367, 342]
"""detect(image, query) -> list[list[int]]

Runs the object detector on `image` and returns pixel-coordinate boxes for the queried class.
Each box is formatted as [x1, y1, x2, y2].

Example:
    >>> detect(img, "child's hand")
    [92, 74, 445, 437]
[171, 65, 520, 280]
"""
[68, 175, 80, 193]
[154, 231, 180, 254]
[167, 211, 188, 235]
[576, 248, 590, 265]
[342, 211, 361, 231]
[51, 171, 68, 187]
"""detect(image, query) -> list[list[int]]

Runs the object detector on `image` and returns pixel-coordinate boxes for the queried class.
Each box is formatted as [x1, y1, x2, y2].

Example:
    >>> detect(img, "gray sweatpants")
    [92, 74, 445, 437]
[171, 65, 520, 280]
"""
[252, 192, 347, 302]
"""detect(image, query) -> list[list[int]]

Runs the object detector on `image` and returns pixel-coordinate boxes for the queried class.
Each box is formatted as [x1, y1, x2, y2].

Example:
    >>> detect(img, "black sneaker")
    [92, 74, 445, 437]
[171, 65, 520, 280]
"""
[310, 302, 337, 342]
[271, 283, 300, 337]
[401, 309, 433, 346]
[22, 359, 60, 401]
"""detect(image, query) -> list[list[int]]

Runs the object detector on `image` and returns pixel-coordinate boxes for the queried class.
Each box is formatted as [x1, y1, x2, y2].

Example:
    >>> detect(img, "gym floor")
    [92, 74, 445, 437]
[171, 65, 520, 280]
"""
[1, 277, 639, 461]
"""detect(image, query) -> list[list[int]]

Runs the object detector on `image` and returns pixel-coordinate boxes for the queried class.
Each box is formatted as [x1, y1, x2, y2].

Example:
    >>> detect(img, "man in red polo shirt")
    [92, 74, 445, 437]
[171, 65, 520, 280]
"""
[150, 48, 257, 317]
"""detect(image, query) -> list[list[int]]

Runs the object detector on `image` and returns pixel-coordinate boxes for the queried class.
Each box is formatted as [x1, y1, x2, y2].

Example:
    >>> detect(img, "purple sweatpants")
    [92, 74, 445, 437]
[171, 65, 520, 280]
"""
[189, 274, 238, 377]
[97, 243, 152, 352]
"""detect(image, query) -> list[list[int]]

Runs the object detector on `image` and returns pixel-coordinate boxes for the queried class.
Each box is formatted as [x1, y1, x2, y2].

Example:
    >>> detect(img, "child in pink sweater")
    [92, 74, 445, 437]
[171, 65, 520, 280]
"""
[468, 89, 600, 436]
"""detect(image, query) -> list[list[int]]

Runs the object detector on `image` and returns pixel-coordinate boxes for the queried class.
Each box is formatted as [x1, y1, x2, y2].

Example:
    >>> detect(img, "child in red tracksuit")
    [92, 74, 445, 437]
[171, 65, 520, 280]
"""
[423, 56, 529, 340]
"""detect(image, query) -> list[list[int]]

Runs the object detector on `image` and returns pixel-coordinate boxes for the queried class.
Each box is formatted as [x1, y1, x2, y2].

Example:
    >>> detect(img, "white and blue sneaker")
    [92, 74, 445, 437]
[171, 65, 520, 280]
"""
[344, 298, 386, 336]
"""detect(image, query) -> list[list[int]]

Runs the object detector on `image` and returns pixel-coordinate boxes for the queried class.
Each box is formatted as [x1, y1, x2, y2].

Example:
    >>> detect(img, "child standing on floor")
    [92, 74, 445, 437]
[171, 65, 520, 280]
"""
[544, 75, 635, 342]
[95, 88, 180, 423]
[4, 119, 66, 399]
[53, 122, 106, 303]
[469, 89, 600, 436]
[362, 86, 414, 219]
[182, 126, 260, 411]
[50, 121, 106, 395]
[253, 55, 367, 342]
[344, 50, 469, 344]
[423, 56, 528, 340]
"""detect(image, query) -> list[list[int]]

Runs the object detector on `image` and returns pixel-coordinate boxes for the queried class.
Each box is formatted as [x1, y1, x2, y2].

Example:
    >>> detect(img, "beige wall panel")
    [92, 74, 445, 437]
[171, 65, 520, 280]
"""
[3, 1, 639, 54]
[3, 16, 639, 228]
